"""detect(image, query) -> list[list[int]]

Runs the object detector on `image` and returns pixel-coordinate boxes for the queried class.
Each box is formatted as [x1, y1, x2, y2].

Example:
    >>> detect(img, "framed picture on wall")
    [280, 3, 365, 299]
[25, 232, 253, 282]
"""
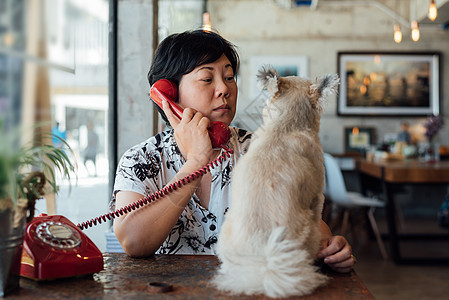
[250, 56, 308, 98]
[337, 52, 440, 116]
[344, 127, 376, 153]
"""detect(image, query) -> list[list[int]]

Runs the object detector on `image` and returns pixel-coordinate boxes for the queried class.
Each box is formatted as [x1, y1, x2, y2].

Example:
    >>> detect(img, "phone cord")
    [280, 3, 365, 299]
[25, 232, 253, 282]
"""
[77, 145, 234, 230]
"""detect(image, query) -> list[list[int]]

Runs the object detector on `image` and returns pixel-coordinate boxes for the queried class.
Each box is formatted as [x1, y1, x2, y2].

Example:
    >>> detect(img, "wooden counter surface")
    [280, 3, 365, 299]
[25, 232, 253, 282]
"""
[7, 253, 373, 299]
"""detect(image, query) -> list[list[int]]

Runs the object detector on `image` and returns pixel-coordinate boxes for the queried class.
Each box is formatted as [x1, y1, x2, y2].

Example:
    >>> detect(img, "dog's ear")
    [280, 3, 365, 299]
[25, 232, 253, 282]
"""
[257, 65, 280, 97]
[310, 74, 339, 110]
[311, 73, 339, 99]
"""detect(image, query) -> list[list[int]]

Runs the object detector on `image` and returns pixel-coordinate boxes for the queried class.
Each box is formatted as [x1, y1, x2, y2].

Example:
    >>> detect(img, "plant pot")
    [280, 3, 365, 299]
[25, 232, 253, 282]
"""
[0, 199, 27, 297]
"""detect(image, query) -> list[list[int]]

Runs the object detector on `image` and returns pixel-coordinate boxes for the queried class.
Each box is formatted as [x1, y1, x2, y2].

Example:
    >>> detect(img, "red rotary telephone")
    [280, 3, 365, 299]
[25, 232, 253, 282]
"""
[20, 214, 103, 280]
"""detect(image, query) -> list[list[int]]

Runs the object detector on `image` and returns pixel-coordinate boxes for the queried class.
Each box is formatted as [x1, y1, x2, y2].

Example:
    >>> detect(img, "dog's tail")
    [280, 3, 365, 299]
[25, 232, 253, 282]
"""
[214, 226, 327, 298]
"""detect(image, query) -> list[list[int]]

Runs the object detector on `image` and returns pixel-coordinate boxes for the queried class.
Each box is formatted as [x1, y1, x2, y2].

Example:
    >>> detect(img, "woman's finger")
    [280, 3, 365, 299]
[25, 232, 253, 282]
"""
[318, 235, 346, 258]
[162, 99, 181, 128]
[182, 108, 198, 124]
[326, 255, 356, 273]
[324, 247, 351, 264]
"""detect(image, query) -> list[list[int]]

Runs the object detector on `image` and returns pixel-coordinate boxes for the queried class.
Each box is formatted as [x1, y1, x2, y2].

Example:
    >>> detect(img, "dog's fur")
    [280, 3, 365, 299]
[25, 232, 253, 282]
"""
[213, 66, 339, 298]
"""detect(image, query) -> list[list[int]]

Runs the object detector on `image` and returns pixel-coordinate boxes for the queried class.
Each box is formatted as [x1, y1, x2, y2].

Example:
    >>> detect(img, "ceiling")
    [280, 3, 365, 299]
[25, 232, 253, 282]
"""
[276, 0, 449, 29]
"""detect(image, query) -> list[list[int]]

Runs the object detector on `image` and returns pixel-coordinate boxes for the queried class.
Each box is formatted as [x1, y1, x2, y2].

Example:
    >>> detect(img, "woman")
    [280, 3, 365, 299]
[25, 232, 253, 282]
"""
[111, 29, 355, 273]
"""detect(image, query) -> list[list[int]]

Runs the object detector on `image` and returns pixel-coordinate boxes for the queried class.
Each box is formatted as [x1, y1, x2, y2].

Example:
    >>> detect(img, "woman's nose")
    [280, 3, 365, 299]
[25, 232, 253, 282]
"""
[215, 79, 230, 99]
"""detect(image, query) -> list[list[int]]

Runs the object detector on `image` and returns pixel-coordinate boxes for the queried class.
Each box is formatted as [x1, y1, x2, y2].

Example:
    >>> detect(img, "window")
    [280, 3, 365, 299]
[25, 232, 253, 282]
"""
[0, 0, 111, 251]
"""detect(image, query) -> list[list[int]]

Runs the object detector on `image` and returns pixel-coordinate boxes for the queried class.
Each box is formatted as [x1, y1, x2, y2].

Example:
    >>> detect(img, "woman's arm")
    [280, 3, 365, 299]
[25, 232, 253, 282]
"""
[317, 220, 355, 273]
[113, 157, 207, 257]
[114, 100, 214, 257]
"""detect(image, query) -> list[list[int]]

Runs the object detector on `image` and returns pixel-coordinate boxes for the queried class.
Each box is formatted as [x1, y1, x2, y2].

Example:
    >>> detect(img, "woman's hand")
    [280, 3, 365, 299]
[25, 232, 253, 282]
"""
[317, 220, 355, 273]
[162, 99, 213, 165]
[317, 235, 355, 273]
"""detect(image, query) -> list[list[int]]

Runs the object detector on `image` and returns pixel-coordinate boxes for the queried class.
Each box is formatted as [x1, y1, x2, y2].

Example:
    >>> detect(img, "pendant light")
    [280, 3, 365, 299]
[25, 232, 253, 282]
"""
[429, 0, 438, 21]
[202, 12, 211, 32]
[411, 21, 420, 42]
[393, 24, 402, 43]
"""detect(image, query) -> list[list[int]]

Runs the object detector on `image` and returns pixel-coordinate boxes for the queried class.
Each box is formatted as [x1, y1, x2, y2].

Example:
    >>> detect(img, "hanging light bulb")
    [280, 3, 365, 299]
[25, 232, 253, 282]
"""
[202, 12, 212, 32]
[411, 21, 420, 42]
[429, 0, 438, 21]
[393, 24, 402, 43]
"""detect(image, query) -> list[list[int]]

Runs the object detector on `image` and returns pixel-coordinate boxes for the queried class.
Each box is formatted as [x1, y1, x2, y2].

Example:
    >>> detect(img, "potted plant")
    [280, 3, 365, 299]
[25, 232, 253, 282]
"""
[0, 121, 75, 297]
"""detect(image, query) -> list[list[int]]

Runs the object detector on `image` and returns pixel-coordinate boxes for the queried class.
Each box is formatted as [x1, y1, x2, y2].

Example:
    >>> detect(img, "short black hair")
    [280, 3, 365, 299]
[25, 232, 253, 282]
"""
[147, 29, 239, 126]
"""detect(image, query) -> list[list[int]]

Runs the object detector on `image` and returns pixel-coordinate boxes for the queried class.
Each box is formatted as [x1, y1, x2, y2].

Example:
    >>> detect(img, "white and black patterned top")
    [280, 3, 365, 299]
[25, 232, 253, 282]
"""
[110, 127, 252, 254]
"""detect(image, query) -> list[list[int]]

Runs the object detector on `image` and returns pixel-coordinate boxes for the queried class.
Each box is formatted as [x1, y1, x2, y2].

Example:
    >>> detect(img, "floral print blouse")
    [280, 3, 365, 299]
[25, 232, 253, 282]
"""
[110, 127, 252, 254]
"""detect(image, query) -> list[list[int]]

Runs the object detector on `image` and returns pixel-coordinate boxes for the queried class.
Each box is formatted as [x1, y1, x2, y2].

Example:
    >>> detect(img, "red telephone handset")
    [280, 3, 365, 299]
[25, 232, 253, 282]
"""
[20, 214, 103, 280]
[150, 79, 231, 149]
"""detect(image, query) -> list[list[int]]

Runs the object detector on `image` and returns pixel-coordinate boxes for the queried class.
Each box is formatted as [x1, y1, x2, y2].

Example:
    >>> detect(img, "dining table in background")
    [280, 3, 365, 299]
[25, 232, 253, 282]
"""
[357, 158, 449, 264]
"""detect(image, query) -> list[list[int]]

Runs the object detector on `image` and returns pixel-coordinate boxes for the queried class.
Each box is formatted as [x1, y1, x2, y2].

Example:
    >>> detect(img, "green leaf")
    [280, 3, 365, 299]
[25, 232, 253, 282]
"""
[0, 120, 77, 207]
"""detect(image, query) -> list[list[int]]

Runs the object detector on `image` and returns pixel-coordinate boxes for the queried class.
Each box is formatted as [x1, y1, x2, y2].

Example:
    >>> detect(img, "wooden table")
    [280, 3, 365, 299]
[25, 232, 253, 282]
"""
[8, 254, 373, 299]
[357, 158, 449, 264]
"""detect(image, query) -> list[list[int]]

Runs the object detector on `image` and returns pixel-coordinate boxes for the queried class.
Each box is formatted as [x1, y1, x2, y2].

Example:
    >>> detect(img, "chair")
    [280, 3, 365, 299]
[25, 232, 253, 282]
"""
[323, 153, 388, 259]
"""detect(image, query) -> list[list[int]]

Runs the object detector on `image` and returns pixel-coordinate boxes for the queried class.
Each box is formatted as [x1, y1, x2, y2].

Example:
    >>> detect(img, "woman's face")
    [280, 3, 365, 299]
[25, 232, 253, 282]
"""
[178, 54, 237, 126]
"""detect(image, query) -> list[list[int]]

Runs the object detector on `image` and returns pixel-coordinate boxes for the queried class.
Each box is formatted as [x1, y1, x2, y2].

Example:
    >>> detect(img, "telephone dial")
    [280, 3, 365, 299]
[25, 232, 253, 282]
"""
[20, 79, 234, 280]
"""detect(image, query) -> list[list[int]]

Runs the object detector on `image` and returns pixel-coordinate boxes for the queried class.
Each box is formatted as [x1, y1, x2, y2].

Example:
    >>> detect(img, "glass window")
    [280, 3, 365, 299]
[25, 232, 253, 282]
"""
[46, 0, 110, 251]
[0, 0, 110, 251]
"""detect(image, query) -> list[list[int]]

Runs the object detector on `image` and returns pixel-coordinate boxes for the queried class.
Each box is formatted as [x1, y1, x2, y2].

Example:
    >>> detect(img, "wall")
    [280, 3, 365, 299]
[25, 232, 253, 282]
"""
[208, 0, 449, 154]
[117, 0, 155, 157]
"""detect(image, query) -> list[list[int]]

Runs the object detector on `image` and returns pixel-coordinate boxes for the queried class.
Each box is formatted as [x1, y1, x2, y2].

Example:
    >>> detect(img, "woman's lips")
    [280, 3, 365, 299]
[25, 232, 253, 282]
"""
[213, 105, 230, 111]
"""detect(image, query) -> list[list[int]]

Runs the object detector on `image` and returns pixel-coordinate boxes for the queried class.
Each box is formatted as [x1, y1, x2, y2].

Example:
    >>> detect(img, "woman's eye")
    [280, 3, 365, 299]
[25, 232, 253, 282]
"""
[202, 78, 212, 82]
[225, 76, 235, 81]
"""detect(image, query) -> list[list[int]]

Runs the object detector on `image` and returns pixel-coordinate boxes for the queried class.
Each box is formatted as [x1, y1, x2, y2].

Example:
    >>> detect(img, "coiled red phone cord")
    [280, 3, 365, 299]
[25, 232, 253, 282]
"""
[77, 146, 233, 230]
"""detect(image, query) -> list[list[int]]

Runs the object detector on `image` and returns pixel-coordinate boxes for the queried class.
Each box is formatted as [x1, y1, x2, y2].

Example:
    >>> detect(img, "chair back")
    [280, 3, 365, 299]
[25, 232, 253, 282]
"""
[323, 153, 351, 205]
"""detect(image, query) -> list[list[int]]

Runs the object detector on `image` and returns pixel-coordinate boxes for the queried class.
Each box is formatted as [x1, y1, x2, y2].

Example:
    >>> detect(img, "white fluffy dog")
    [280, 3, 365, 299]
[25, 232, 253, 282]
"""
[214, 66, 339, 298]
